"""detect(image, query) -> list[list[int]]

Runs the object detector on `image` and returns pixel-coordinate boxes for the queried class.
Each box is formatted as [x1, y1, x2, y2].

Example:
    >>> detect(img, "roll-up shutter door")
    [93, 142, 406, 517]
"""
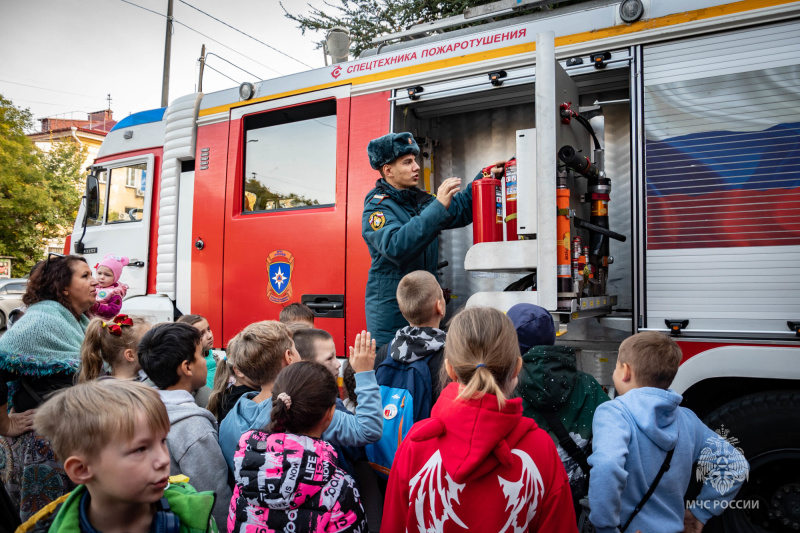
[643, 20, 800, 335]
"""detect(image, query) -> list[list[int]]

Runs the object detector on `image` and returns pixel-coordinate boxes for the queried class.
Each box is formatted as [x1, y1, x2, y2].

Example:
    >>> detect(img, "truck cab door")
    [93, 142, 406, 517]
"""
[221, 87, 350, 349]
[72, 153, 155, 299]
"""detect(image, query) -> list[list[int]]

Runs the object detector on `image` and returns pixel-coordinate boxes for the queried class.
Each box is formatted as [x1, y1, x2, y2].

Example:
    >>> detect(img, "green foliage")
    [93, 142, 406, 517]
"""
[281, 0, 492, 57]
[245, 178, 319, 211]
[282, 0, 588, 58]
[0, 94, 86, 277]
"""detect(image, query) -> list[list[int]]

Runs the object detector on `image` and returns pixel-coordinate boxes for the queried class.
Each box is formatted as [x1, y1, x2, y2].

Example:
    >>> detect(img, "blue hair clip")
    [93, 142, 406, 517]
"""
[475, 363, 486, 369]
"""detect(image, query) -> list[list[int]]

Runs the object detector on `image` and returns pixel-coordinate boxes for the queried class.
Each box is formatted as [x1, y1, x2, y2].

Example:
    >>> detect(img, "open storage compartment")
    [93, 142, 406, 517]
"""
[389, 36, 635, 381]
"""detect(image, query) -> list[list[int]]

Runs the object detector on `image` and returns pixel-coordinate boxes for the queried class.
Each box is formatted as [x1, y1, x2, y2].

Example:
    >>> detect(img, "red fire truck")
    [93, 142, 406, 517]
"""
[70, 0, 799, 529]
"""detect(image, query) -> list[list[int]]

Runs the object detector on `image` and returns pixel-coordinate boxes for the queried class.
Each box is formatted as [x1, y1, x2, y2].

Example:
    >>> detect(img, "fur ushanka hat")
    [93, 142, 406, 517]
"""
[367, 132, 420, 170]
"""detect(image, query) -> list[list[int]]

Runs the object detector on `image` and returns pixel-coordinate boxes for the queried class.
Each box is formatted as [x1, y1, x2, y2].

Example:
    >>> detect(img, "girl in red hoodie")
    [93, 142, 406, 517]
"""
[382, 307, 578, 533]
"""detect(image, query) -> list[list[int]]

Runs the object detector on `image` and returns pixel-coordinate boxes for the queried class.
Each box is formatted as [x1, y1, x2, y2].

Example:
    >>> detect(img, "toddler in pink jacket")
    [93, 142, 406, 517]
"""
[90, 254, 129, 320]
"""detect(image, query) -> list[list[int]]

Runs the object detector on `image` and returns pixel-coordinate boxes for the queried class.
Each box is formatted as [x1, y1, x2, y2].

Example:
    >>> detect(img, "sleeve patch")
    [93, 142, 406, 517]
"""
[368, 211, 386, 231]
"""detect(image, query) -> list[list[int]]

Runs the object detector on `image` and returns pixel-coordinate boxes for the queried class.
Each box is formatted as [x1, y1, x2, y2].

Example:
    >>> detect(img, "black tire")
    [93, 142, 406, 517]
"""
[700, 391, 800, 533]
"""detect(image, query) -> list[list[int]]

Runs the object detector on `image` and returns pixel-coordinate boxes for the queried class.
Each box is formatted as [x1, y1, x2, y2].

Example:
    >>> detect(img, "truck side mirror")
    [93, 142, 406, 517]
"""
[86, 174, 100, 220]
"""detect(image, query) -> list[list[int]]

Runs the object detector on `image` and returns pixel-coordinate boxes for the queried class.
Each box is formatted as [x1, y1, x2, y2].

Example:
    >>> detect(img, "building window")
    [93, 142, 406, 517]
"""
[106, 163, 147, 223]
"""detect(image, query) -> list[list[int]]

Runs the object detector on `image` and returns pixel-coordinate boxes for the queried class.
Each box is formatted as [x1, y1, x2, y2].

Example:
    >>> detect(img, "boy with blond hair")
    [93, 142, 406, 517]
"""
[366, 270, 448, 481]
[374, 270, 447, 402]
[219, 320, 382, 470]
[588, 332, 748, 533]
[22, 380, 218, 532]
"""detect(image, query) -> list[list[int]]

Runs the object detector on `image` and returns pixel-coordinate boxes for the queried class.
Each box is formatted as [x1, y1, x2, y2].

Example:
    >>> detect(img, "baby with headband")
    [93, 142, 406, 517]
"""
[228, 360, 368, 532]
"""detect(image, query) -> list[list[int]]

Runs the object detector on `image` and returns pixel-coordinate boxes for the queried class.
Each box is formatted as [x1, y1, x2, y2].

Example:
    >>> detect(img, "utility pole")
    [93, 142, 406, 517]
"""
[198, 44, 206, 93]
[160, 0, 174, 107]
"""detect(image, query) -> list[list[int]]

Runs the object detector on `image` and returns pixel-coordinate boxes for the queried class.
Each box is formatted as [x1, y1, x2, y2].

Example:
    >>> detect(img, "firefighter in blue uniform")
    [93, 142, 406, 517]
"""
[362, 132, 504, 346]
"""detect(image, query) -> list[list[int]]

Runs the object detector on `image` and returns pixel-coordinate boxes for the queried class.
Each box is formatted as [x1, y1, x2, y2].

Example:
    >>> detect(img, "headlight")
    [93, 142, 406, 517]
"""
[239, 82, 255, 101]
[620, 0, 644, 23]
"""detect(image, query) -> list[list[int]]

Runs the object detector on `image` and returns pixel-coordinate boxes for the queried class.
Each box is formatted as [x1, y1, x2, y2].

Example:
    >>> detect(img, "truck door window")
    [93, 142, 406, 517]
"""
[86, 169, 107, 226]
[106, 164, 147, 223]
[242, 99, 337, 213]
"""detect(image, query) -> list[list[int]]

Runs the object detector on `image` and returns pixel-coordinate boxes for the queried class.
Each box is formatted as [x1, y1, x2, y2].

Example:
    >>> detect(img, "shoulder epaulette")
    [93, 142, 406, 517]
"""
[369, 193, 388, 205]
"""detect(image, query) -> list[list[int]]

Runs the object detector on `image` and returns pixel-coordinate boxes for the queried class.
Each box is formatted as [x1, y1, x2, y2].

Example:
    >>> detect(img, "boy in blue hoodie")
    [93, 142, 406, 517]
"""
[219, 321, 382, 470]
[588, 332, 748, 533]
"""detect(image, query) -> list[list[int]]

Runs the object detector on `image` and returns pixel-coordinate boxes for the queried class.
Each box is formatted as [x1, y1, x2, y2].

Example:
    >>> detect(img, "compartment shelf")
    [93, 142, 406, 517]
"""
[464, 239, 538, 272]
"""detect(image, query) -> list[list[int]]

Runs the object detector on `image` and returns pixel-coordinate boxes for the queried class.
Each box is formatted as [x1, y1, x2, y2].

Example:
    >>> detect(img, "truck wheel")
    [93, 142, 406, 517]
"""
[700, 391, 800, 533]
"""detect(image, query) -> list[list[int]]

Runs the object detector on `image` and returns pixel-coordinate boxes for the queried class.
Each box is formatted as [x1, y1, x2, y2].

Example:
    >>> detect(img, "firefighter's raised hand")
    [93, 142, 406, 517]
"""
[348, 331, 376, 373]
[436, 177, 462, 210]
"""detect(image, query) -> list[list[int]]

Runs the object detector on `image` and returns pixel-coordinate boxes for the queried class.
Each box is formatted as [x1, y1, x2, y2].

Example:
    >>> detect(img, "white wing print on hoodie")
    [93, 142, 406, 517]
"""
[498, 449, 545, 533]
[409, 450, 467, 532]
[407, 448, 544, 533]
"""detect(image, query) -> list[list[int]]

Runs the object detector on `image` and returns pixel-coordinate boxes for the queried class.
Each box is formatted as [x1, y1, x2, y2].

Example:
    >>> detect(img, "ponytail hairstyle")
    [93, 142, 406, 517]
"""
[78, 315, 150, 382]
[266, 361, 338, 435]
[206, 359, 234, 421]
[443, 307, 521, 408]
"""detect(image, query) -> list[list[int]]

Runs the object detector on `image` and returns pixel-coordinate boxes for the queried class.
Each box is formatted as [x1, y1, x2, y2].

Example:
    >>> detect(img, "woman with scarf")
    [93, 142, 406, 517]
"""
[0, 254, 98, 524]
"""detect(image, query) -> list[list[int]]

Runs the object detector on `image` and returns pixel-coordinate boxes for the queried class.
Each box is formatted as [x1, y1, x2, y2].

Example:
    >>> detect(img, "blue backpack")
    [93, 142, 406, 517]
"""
[365, 354, 434, 478]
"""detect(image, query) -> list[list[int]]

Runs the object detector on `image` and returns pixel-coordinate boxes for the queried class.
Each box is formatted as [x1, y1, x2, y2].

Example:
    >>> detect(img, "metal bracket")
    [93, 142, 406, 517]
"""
[488, 70, 507, 87]
[406, 86, 424, 100]
[665, 319, 689, 335]
[591, 51, 612, 69]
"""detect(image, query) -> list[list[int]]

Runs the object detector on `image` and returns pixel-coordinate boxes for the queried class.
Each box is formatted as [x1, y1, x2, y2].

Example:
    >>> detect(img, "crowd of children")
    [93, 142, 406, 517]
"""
[1, 257, 751, 533]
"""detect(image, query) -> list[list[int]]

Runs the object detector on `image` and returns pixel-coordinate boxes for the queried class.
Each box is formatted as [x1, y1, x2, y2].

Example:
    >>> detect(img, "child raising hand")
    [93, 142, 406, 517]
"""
[229, 361, 368, 533]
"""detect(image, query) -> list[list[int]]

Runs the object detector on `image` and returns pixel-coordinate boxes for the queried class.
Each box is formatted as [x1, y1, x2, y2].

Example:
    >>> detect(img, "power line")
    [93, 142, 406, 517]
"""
[0, 79, 100, 100]
[114, 0, 282, 77]
[178, 0, 313, 69]
[205, 53, 260, 81]
[118, 0, 163, 17]
[205, 64, 238, 85]
[174, 21, 281, 77]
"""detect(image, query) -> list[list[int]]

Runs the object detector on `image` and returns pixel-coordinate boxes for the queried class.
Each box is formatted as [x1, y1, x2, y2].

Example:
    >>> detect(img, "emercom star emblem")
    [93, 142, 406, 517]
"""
[271, 267, 287, 290]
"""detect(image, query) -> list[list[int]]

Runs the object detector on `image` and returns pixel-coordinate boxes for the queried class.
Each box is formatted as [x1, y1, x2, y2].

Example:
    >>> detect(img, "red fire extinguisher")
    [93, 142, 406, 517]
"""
[472, 165, 503, 244]
[504, 157, 518, 241]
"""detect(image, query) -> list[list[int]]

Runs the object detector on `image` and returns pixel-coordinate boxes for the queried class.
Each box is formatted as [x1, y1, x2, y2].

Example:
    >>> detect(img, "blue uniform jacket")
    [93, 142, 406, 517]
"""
[361, 176, 477, 346]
